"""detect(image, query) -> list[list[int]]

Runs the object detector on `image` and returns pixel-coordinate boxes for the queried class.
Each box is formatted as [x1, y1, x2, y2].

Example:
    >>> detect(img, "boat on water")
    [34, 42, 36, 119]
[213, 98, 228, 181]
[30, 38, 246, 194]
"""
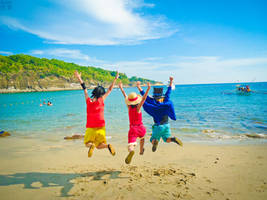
[236, 84, 251, 95]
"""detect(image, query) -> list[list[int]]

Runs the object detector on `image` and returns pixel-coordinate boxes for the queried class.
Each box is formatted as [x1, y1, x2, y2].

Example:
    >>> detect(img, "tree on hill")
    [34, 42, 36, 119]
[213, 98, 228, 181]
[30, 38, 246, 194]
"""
[0, 54, 160, 91]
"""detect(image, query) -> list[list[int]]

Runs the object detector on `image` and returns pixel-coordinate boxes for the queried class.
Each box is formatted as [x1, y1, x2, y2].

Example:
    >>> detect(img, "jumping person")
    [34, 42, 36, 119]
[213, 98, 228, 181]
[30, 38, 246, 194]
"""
[74, 70, 119, 157]
[136, 77, 183, 152]
[118, 81, 151, 164]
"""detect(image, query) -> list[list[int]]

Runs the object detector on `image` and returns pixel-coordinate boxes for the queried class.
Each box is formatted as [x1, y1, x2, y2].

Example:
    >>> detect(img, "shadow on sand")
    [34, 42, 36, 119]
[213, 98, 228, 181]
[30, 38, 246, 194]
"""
[0, 170, 125, 197]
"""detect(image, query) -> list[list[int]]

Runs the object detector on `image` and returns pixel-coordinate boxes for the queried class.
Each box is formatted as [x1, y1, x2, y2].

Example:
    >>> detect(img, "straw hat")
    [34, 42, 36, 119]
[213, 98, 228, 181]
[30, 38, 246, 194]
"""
[125, 92, 142, 105]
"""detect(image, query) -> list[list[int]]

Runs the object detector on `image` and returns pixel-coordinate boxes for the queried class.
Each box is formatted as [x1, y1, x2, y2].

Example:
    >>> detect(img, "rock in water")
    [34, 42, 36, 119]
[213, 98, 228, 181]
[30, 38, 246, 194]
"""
[0, 131, 11, 137]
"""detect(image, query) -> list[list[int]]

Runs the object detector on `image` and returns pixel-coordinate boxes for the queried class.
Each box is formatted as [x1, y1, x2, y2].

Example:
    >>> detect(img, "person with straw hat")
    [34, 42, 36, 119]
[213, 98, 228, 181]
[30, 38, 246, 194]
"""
[137, 77, 183, 152]
[118, 81, 151, 164]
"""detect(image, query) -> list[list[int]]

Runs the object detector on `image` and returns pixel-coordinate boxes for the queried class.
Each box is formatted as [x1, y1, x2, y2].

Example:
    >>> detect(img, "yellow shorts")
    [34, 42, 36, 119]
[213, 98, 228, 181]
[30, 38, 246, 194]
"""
[84, 127, 106, 147]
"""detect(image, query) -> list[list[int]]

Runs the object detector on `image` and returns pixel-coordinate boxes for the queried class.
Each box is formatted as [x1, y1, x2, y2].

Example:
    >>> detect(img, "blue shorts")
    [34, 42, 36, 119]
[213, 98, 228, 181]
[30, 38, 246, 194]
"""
[150, 123, 171, 143]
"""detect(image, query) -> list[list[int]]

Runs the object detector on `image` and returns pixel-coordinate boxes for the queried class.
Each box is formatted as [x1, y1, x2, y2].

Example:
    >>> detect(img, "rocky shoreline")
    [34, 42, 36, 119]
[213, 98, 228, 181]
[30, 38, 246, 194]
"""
[0, 83, 164, 94]
[0, 87, 81, 94]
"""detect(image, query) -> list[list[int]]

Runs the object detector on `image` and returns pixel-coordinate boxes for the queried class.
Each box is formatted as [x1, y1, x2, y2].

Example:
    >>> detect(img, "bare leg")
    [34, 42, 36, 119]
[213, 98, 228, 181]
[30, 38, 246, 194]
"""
[140, 138, 145, 155]
[166, 138, 171, 143]
[96, 143, 108, 149]
[96, 143, 115, 155]
[85, 142, 93, 148]
[128, 144, 135, 152]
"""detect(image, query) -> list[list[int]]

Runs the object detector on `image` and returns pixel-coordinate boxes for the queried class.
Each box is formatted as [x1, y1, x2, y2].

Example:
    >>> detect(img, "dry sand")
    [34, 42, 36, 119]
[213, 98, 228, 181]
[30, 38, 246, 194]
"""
[0, 138, 267, 200]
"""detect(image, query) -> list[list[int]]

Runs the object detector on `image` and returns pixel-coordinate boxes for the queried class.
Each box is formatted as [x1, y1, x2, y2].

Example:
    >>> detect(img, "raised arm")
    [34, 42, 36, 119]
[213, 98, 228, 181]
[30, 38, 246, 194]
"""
[136, 81, 143, 93]
[169, 76, 174, 87]
[74, 71, 89, 101]
[102, 71, 119, 101]
[137, 81, 153, 102]
[118, 81, 127, 98]
[164, 76, 173, 101]
[137, 82, 151, 113]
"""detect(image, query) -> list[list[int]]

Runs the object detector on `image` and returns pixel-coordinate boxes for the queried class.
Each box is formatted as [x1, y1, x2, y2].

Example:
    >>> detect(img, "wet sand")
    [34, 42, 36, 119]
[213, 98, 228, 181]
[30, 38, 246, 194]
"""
[0, 137, 267, 200]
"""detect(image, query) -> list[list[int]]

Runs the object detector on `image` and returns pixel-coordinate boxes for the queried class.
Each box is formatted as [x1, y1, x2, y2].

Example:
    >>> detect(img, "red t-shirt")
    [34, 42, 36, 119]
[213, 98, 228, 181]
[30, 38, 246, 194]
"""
[86, 97, 105, 128]
[128, 106, 143, 126]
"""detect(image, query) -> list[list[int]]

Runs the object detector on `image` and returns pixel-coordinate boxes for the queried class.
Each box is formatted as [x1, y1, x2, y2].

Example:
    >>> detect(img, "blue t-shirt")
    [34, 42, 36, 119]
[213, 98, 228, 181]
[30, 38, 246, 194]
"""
[140, 86, 176, 125]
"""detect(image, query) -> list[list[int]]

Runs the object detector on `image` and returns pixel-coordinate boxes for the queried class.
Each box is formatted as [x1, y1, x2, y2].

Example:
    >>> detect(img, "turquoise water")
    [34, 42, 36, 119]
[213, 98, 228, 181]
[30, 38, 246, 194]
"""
[0, 82, 267, 144]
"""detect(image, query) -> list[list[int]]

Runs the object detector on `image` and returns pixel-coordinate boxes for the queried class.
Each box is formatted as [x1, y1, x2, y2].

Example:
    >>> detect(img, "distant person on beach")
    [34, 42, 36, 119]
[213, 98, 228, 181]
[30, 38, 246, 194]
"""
[74, 70, 119, 157]
[137, 77, 183, 152]
[118, 81, 151, 164]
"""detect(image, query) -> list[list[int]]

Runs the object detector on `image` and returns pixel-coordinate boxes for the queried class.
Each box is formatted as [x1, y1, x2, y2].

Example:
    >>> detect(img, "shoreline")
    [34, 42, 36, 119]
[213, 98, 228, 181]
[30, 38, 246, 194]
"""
[0, 83, 164, 94]
[1, 81, 266, 94]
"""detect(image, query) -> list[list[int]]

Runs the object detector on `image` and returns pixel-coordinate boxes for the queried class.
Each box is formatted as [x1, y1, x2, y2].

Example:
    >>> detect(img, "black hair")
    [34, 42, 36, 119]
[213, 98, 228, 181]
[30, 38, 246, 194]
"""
[91, 86, 106, 99]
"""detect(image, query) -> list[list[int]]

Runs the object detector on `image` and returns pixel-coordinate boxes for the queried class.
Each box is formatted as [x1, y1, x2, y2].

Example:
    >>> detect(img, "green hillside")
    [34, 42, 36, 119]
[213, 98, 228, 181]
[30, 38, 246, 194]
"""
[0, 54, 161, 92]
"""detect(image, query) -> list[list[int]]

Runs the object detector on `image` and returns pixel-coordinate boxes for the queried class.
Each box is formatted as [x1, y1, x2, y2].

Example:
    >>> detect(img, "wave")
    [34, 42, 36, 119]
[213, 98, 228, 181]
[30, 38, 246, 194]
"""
[201, 129, 267, 140]
[175, 128, 267, 140]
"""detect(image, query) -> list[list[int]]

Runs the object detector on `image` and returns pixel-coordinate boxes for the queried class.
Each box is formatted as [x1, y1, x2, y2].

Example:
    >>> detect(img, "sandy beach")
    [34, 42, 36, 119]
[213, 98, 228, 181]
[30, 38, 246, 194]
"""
[0, 137, 266, 200]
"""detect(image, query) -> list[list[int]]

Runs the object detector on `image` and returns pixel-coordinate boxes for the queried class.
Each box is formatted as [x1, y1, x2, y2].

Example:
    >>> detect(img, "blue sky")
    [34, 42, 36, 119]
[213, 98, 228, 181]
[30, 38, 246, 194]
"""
[0, 0, 267, 84]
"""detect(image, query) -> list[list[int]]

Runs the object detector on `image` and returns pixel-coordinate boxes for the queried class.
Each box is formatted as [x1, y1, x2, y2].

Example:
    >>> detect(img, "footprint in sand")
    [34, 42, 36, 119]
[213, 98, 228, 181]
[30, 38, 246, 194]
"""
[255, 181, 267, 192]
[212, 188, 224, 195]
[206, 179, 212, 183]
[206, 191, 212, 196]
[126, 185, 133, 191]
[214, 157, 220, 164]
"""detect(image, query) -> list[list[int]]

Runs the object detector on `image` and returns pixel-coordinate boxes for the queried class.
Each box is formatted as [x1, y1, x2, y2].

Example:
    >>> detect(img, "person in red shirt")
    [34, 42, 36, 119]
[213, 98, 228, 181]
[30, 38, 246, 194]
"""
[74, 70, 119, 157]
[118, 81, 151, 164]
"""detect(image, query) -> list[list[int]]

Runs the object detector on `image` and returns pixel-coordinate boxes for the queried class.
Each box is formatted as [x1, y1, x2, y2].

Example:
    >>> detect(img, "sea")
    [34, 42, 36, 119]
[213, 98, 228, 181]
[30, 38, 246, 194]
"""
[0, 82, 267, 145]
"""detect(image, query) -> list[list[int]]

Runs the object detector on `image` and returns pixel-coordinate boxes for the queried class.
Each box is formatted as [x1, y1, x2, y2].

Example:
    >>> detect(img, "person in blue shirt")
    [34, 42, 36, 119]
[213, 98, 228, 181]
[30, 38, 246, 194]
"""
[137, 77, 183, 152]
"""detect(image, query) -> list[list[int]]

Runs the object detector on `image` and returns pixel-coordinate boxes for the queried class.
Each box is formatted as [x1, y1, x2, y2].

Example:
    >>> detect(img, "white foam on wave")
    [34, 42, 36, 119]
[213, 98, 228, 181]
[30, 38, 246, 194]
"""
[201, 129, 267, 140]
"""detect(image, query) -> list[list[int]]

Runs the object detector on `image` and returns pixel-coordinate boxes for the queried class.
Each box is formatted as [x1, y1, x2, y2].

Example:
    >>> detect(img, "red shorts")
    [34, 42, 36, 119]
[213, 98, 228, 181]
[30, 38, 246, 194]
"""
[128, 124, 146, 144]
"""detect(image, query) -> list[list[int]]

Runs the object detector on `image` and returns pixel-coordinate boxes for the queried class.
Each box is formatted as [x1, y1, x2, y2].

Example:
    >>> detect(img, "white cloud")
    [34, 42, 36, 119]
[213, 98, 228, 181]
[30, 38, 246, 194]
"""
[29, 48, 267, 83]
[102, 56, 267, 83]
[46, 49, 90, 61]
[142, 57, 164, 61]
[30, 48, 105, 66]
[0, 0, 176, 45]
[0, 51, 13, 55]
[174, 56, 267, 71]
[30, 50, 44, 55]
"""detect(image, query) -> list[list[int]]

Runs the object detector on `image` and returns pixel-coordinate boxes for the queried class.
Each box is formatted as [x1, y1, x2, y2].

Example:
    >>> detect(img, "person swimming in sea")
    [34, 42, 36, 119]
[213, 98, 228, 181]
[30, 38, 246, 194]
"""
[47, 101, 53, 106]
